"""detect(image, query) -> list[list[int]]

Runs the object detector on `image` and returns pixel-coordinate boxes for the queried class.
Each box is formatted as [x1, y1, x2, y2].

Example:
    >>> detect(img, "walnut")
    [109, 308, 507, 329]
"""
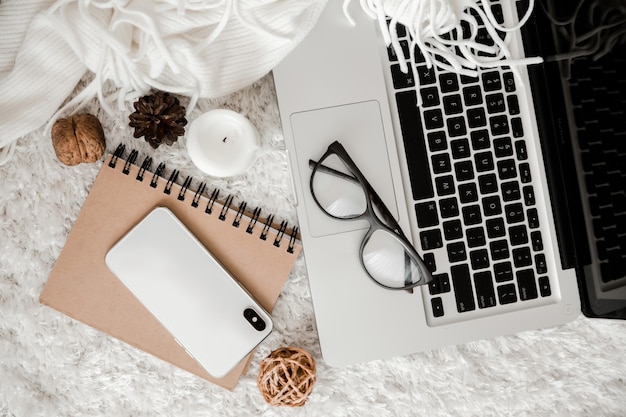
[51, 114, 106, 166]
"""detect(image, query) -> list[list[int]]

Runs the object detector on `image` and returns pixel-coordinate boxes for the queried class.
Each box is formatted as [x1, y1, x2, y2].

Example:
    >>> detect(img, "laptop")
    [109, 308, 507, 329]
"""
[273, 0, 626, 367]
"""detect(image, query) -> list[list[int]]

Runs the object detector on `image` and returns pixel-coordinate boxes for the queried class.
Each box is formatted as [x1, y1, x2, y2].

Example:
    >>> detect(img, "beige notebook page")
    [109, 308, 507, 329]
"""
[40, 152, 301, 390]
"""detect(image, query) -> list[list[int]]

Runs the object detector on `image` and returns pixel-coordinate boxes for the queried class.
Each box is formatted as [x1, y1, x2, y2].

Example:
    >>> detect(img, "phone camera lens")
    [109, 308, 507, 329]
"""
[243, 308, 266, 331]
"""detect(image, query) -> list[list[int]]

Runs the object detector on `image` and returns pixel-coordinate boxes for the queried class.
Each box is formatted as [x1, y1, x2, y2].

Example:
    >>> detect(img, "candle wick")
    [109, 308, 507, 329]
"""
[222, 137, 227, 143]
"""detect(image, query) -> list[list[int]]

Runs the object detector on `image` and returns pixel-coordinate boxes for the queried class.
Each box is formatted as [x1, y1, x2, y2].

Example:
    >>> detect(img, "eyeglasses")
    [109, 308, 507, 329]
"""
[309, 141, 432, 291]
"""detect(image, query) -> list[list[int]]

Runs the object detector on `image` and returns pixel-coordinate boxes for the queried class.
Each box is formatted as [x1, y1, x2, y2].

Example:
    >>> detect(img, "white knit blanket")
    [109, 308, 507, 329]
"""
[0, 0, 327, 153]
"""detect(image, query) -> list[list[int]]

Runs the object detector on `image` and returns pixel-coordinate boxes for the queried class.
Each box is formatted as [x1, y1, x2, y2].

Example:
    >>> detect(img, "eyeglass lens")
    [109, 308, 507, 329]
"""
[311, 153, 424, 289]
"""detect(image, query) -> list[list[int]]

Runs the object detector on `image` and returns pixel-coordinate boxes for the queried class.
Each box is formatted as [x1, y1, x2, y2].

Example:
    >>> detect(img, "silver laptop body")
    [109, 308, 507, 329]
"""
[273, 0, 580, 367]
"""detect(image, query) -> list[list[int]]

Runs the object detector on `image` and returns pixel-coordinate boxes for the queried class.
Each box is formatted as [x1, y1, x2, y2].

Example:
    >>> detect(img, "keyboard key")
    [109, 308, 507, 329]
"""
[490, 239, 510, 260]
[432, 153, 452, 174]
[416, 65, 436, 85]
[498, 283, 518, 305]
[467, 107, 487, 128]
[447, 116, 467, 137]
[476, 27, 495, 47]
[467, 226, 486, 247]
[463, 85, 483, 106]
[509, 225, 529, 246]
[507, 95, 520, 115]
[494, 137, 513, 157]
[454, 160, 475, 181]
[391, 64, 415, 89]
[443, 94, 463, 115]
[428, 131, 447, 152]
[531, 231, 544, 251]
[478, 173, 499, 194]
[474, 271, 496, 308]
[451, 264, 475, 312]
[443, 219, 463, 240]
[516, 269, 538, 300]
[436, 175, 455, 196]
[511, 117, 524, 137]
[490, 115, 510, 136]
[535, 254, 548, 274]
[486, 217, 506, 238]
[459, 182, 478, 203]
[440, 73, 459, 93]
[523, 185, 536, 206]
[505, 203, 525, 224]
[421, 87, 440, 107]
[482, 71, 502, 91]
[538, 276, 551, 297]
[447, 241, 468, 263]
[486, 93, 506, 114]
[494, 261, 513, 282]
[507, 95, 520, 114]
[475, 152, 494, 172]
[415, 201, 439, 227]
[389, 21, 407, 37]
[420, 229, 443, 250]
[440, 197, 460, 218]
[387, 39, 409, 61]
[423, 252, 436, 272]
[482, 196, 502, 216]
[470, 249, 490, 270]
[515, 140, 528, 160]
[519, 163, 532, 183]
[413, 46, 426, 63]
[396, 90, 434, 200]
[471, 129, 490, 150]
[527, 208, 540, 228]
[497, 159, 517, 180]
[451, 138, 471, 159]
[501, 181, 521, 201]
[503, 72, 516, 92]
[431, 297, 445, 317]
[462, 204, 482, 226]
[429, 273, 451, 295]
[424, 108, 444, 129]
[513, 247, 532, 268]
[460, 73, 479, 84]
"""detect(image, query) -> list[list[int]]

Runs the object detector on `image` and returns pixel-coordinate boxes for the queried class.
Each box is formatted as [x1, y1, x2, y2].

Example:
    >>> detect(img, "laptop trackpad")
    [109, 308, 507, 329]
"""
[290, 100, 399, 238]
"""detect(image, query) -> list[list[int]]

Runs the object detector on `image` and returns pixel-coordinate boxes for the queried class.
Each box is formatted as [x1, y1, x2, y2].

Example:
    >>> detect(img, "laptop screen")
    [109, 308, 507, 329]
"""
[523, 0, 626, 318]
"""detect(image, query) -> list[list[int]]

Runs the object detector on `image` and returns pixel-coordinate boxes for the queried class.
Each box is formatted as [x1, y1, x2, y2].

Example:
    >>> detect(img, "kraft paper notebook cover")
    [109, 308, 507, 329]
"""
[40, 145, 301, 390]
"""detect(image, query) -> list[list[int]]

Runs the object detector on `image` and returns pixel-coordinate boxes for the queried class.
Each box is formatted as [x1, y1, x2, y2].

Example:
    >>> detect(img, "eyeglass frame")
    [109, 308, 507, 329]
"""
[309, 140, 432, 291]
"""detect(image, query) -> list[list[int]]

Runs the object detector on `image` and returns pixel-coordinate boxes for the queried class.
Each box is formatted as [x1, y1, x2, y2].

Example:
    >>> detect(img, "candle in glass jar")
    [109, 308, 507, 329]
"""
[186, 109, 260, 177]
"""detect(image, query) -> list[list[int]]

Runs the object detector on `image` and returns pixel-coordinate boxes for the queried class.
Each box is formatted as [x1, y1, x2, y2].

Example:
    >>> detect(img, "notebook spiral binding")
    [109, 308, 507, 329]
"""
[109, 144, 299, 254]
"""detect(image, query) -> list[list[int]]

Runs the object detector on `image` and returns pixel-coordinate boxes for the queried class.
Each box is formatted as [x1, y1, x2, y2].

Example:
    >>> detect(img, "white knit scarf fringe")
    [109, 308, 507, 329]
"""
[345, 0, 542, 91]
[0, 0, 541, 166]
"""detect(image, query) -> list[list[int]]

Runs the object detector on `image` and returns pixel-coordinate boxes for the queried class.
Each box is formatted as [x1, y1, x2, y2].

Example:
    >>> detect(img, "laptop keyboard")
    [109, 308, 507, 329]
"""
[384, 3, 556, 322]
[568, 48, 626, 284]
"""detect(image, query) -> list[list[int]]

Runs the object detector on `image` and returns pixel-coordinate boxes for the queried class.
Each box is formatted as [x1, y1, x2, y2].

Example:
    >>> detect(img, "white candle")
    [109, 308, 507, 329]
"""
[186, 109, 260, 177]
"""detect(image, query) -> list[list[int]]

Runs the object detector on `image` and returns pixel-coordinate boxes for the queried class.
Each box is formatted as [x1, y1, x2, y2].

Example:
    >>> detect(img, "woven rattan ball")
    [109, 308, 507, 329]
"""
[257, 347, 316, 407]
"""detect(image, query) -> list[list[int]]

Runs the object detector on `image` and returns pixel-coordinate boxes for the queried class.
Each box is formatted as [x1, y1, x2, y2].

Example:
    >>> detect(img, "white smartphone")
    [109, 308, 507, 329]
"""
[105, 206, 273, 378]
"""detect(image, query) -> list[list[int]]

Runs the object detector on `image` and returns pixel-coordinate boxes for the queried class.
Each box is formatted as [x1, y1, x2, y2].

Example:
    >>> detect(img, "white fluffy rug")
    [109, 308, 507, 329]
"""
[1, 73, 626, 417]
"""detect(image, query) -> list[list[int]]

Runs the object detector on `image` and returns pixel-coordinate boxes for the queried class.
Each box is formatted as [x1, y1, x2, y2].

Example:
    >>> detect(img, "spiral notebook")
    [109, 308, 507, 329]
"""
[40, 144, 301, 390]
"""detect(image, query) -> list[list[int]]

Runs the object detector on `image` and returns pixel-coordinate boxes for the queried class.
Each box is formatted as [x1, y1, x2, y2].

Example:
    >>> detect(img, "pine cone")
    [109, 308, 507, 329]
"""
[129, 92, 187, 149]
